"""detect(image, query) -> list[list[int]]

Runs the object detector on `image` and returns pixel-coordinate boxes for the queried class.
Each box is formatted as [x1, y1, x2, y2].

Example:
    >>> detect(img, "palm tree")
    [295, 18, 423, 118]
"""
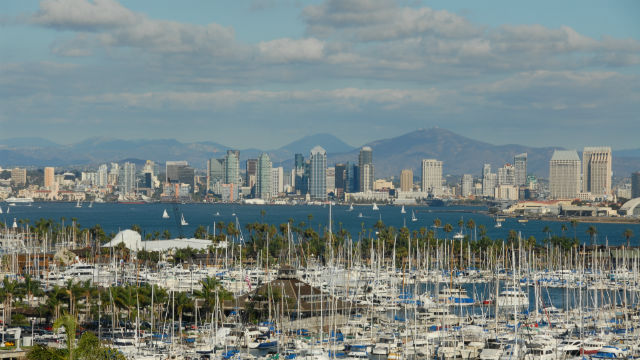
[163, 230, 171, 240]
[560, 224, 568, 237]
[466, 219, 475, 240]
[443, 223, 453, 238]
[623, 229, 634, 248]
[586, 226, 598, 246]
[543, 226, 551, 241]
[53, 313, 76, 360]
[570, 219, 578, 241]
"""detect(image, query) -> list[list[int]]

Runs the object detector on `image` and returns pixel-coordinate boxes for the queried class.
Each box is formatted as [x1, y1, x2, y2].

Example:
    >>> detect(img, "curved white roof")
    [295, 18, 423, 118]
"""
[620, 197, 640, 212]
[103, 229, 218, 252]
[103, 229, 142, 250]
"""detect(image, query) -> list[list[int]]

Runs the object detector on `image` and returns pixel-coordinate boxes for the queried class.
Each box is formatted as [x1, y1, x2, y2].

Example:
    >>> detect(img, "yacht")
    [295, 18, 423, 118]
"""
[496, 287, 529, 307]
[437, 286, 474, 306]
[372, 203, 379, 211]
[3, 197, 33, 205]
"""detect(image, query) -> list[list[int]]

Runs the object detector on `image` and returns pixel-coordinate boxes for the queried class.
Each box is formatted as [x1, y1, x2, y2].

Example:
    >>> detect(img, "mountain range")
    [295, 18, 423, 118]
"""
[1, 128, 639, 178]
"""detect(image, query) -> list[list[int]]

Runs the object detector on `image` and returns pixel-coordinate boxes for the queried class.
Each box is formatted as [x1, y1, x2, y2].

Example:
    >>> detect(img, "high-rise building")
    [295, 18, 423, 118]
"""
[345, 163, 358, 193]
[461, 174, 473, 197]
[97, 164, 108, 187]
[207, 158, 225, 192]
[334, 164, 347, 198]
[326, 167, 335, 194]
[122, 162, 136, 194]
[498, 164, 515, 186]
[421, 159, 443, 195]
[549, 150, 581, 199]
[11, 168, 26, 186]
[309, 146, 327, 201]
[400, 169, 413, 192]
[514, 153, 527, 186]
[177, 165, 195, 193]
[44, 167, 55, 189]
[224, 150, 241, 187]
[632, 172, 640, 199]
[295, 153, 304, 170]
[483, 164, 491, 178]
[256, 153, 272, 200]
[246, 159, 258, 189]
[482, 173, 497, 197]
[271, 167, 284, 197]
[166, 161, 188, 183]
[358, 146, 374, 192]
[582, 147, 612, 199]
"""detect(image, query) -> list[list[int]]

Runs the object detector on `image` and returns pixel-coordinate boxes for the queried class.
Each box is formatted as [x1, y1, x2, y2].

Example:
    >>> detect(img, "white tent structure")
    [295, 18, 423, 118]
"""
[103, 229, 223, 252]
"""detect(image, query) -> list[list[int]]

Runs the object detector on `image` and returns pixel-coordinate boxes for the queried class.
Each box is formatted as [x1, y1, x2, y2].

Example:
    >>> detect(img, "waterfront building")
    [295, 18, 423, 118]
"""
[224, 150, 241, 188]
[326, 167, 335, 194]
[122, 162, 136, 195]
[358, 146, 374, 193]
[632, 171, 640, 198]
[334, 163, 346, 199]
[271, 167, 284, 197]
[11, 168, 26, 186]
[582, 146, 612, 200]
[309, 146, 327, 201]
[44, 167, 55, 189]
[461, 174, 473, 197]
[514, 153, 527, 186]
[421, 159, 442, 195]
[498, 163, 515, 186]
[400, 169, 413, 192]
[256, 153, 272, 200]
[549, 150, 581, 199]
[495, 185, 518, 200]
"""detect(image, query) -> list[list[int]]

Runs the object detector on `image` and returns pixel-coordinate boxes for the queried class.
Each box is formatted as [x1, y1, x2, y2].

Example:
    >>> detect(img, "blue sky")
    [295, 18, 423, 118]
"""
[1, 0, 639, 149]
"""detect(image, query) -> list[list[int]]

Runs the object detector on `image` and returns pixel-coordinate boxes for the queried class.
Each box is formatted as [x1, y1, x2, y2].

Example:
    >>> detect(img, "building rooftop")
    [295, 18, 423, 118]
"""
[551, 150, 580, 161]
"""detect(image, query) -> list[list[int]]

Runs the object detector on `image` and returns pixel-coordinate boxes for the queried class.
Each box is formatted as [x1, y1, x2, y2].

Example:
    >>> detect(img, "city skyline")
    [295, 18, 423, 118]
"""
[2, 1, 640, 149]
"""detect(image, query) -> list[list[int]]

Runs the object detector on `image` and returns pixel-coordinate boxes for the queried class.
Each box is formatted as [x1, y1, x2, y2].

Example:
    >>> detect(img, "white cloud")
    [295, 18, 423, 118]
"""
[258, 38, 325, 63]
[32, 0, 138, 30]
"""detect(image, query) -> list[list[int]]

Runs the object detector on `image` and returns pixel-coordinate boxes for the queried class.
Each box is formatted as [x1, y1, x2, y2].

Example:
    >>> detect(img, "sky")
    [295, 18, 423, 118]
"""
[1, 0, 639, 150]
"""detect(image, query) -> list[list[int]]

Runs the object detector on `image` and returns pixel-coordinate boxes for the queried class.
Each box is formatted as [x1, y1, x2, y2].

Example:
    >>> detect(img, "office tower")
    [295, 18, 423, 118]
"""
[498, 163, 515, 186]
[246, 159, 258, 188]
[514, 153, 527, 186]
[165, 161, 187, 183]
[295, 153, 304, 170]
[10, 168, 27, 186]
[345, 163, 357, 193]
[334, 164, 346, 198]
[143, 172, 153, 188]
[177, 165, 195, 193]
[483, 164, 491, 178]
[400, 169, 413, 192]
[326, 167, 335, 194]
[207, 158, 225, 191]
[44, 167, 55, 189]
[582, 147, 612, 199]
[309, 146, 327, 200]
[549, 150, 581, 199]
[224, 150, 241, 187]
[482, 173, 497, 197]
[271, 167, 284, 197]
[632, 172, 640, 198]
[421, 159, 443, 195]
[358, 146, 374, 192]
[461, 174, 473, 197]
[97, 164, 108, 187]
[122, 162, 136, 194]
[256, 153, 272, 200]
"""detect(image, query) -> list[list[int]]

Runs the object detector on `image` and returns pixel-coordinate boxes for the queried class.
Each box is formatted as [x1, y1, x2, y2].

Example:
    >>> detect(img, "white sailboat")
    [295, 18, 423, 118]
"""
[12, 218, 17, 229]
[357, 212, 363, 218]
[0, 206, 3, 214]
[6, 207, 9, 214]
[162, 209, 170, 219]
[180, 213, 189, 226]
[88, 201, 93, 208]
[372, 203, 379, 211]
[400, 205, 406, 214]
[348, 204, 354, 211]
[75, 199, 82, 208]
[411, 210, 418, 222]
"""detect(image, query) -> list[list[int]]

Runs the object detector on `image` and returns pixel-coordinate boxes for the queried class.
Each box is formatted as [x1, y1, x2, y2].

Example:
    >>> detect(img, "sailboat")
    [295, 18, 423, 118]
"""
[75, 199, 82, 208]
[372, 203, 379, 211]
[162, 209, 170, 219]
[411, 210, 418, 222]
[400, 205, 406, 214]
[6, 207, 9, 214]
[0, 206, 3, 214]
[180, 213, 189, 226]
[348, 204, 354, 211]
[88, 201, 93, 208]
[357, 212, 363, 218]
[215, 211, 220, 216]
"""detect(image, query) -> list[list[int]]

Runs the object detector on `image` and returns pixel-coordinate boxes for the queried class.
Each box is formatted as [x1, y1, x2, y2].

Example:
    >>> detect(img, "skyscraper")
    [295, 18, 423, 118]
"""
[632, 172, 640, 199]
[97, 164, 108, 187]
[514, 153, 527, 186]
[207, 158, 225, 192]
[44, 167, 55, 189]
[421, 159, 442, 195]
[309, 146, 327, 200]
[326, 167, 335, 194]
[358, 146, 374, 192]
[225, 150, 241, 187]
[498, 164, 515, 186]
[482, 164, 495, 197]
[582, 147, 612, 199]
[549, 150, 581, 199]
[334, 163, 347, 198]
[246, 158, 258, 189]
[294, 154, 306, 194]
[122, 162, 136, 194]
[271, 167, 284, 197]
[166, 161, 188, 183]
[400, 169, 413, 192]
[345, 163, 358, 193]
[256, 153, 272, 200]
[11, 168, 26, 186]
[461, 174, 473, 197]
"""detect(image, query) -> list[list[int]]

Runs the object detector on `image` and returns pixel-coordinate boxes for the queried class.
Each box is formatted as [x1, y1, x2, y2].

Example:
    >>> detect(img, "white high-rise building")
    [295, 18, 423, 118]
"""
[549, 150, 581, 199]
[97, 164, 108, 187]
[482, 173, 497, 197]
[514, 153, 527, 186]
[358, 147, 374, 193]
[461, 174, 473, 197]
[498, 164, 515, 186]
[309, 146, 327, 201]
[326, 167, 335, 194]
[256, 153, 272, 200]
[122, 162, 136, 194]
[271, 167, 284, 197]
[582, 147, 612, 199]
[421, 159, 443, 195]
